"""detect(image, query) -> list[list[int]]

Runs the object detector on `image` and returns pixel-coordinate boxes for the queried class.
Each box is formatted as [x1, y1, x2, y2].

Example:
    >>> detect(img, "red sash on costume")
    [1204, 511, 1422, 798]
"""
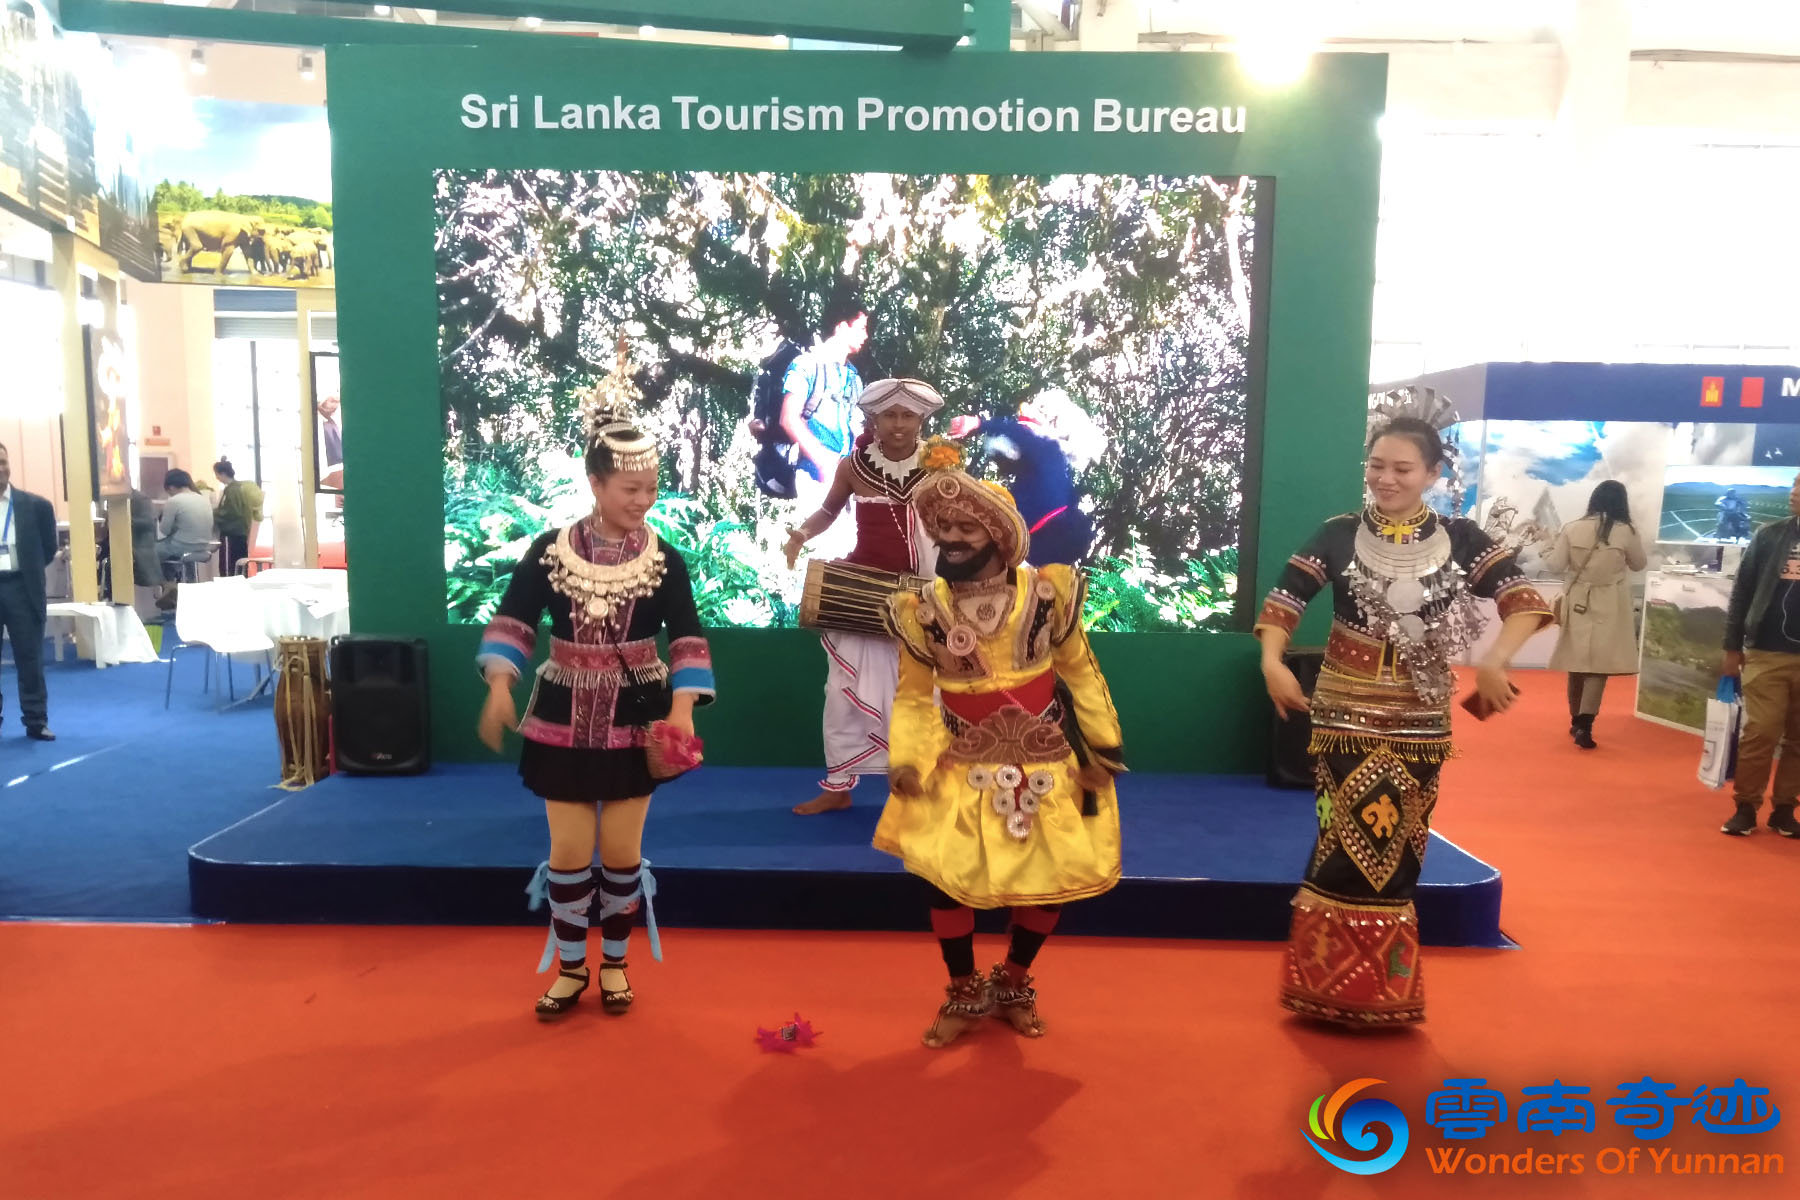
[938, 670, 1057, 725]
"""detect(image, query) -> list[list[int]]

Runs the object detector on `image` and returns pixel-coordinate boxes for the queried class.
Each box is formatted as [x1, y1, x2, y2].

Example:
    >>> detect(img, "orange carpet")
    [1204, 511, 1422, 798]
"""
[3, 671, 1798, 1200]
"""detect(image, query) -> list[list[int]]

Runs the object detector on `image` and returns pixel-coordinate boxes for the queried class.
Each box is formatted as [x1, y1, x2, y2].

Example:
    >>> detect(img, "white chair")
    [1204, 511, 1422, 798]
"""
[164, 577, 276, 709]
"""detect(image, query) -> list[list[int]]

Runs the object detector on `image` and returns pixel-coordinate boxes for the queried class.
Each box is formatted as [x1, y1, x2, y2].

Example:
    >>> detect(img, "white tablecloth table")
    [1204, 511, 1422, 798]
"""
[44, 602, 160, 668]
[247, 569, 351, 645]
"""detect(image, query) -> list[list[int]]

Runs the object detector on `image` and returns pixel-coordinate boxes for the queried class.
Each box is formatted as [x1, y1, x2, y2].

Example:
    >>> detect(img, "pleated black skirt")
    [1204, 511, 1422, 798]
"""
[518, 739, 663, 804]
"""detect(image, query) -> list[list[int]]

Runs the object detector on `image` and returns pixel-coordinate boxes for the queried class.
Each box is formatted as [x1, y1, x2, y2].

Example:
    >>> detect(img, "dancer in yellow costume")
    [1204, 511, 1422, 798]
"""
[876, 443, 1125, 1048]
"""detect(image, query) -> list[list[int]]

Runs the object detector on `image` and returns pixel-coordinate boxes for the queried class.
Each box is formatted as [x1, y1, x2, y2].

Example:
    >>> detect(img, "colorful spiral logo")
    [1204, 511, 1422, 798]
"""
[1305, 1077, 1409, 1175]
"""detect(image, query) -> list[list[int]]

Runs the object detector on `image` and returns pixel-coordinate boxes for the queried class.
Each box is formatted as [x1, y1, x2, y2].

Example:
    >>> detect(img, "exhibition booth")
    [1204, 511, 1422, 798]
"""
[171, 40, 1479, 941]
[1374, 360, 1800, 731]
[0, 7, 1585, 954]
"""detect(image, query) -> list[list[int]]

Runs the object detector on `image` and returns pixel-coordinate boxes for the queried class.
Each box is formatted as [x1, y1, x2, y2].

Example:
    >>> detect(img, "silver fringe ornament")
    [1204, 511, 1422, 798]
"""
[1346, 508, 1482, 706]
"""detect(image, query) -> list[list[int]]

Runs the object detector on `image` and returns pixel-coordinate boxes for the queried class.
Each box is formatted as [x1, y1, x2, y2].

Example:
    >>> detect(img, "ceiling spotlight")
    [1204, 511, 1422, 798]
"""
[523, 15, 542, 27]
[772, 34, 789, 48]
[1231, 3, 1321, 86]
[639, 25, 656, 37]
[299, 52, 315, 81]
[188, 46, 206, 75]
[372, 3, 391, 13]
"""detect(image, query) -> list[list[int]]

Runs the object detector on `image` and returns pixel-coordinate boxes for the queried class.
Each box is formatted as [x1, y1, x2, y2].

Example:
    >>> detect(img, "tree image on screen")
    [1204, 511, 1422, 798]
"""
[437, 170, 1259, 630]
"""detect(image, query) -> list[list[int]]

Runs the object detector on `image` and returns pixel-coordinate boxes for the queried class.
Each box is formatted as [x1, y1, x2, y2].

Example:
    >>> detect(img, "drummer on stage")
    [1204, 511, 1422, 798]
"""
[784, 378, 943, 815]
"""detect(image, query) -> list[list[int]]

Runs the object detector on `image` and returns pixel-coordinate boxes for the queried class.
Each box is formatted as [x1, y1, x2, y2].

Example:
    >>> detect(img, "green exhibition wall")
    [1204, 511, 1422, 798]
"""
[326, 42, 1385, 771]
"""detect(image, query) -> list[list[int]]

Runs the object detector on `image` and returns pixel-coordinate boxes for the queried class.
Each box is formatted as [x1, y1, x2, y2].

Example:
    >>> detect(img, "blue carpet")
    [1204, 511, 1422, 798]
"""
[1, 647, 1508, 946]
[188, 764, 1508, 946]
[0, 649, 283, 922]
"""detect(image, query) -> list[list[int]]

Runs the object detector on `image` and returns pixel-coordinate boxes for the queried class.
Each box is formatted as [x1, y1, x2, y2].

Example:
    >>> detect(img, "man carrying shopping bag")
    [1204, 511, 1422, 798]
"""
[1720, 470, 1800, 837]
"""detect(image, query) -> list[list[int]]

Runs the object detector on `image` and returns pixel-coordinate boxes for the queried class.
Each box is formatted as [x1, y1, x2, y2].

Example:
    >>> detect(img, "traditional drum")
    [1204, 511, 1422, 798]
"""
[799, 558, 929, 636]
[274, 636, 332, 789]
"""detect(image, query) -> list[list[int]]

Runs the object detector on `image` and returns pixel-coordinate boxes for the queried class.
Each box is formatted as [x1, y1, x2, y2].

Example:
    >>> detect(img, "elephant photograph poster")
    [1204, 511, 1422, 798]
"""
[144, 99, 334, 288]
[439, 169, 1265, 633]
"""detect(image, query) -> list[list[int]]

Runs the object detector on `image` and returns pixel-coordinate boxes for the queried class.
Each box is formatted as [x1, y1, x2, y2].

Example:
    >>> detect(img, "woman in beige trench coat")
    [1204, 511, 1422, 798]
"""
[1547, 480, 1647, 749]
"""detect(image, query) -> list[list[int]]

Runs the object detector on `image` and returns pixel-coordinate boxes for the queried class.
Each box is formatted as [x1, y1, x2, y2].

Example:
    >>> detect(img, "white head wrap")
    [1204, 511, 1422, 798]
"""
[858, 377, 945, 418]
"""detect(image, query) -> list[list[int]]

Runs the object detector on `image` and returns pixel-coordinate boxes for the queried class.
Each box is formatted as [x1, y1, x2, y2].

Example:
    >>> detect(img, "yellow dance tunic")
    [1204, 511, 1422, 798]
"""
[873, 564, 1125, 909]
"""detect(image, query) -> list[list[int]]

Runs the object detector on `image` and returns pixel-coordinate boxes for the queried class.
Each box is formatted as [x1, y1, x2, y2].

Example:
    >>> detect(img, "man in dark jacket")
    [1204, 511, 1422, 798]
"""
[0, 443, 60, 740]
[1721, 472, 1800, 837]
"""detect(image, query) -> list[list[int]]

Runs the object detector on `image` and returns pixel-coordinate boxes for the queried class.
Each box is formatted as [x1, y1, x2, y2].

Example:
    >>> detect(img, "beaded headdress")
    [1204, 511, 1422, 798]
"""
[579, 338, 659, 474]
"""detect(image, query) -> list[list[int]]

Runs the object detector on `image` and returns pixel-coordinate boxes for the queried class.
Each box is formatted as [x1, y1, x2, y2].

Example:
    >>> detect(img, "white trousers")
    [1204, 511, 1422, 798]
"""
[820, 630, 899, 791]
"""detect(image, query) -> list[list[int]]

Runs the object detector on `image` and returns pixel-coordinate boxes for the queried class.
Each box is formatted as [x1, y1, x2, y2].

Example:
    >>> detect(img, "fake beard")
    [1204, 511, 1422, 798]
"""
[935, 541, 998, 582]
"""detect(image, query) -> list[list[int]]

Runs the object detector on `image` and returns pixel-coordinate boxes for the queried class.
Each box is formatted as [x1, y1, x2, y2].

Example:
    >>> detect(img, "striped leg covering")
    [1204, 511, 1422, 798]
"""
[524, 862, 594, 973]
[595, 860, 664, 963]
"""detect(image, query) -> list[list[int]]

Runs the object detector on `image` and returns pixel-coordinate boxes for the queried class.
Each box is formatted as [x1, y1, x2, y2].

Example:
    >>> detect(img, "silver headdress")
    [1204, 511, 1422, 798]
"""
[580, 338, 660, 474]
[1366, 383, 1466, 516]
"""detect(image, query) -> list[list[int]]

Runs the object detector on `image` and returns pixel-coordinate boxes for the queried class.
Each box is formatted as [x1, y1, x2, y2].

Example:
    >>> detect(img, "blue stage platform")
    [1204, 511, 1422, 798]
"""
[189, 766, 1508, 946]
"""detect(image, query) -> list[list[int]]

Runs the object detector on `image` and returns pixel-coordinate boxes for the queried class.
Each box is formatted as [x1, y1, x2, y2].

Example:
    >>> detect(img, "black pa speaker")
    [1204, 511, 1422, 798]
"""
[1266, 647, 1325, 790]
[329, 636, 431, 775]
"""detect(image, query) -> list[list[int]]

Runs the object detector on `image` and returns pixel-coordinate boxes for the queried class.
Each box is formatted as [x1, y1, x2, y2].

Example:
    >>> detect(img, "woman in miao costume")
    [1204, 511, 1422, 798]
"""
[1256, 417, 1552, 1027]
[476, 360, 715, 1021]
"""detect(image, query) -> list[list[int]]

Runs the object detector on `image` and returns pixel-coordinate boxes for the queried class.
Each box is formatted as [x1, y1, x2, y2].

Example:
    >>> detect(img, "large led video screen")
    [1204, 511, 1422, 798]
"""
[438, 170, 1265, 631]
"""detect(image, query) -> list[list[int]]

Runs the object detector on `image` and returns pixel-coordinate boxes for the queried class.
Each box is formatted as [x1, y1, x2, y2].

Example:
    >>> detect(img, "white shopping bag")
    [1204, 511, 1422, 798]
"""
[1698, 677, 1742, 790]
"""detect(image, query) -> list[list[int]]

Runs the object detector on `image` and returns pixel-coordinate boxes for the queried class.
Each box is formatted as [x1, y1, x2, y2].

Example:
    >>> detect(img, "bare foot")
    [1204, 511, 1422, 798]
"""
[993, 1001, 1046, 1037]
[921, 976, 991, 1049]
[922, 1011, 984, 1049]
[988, 965, 1046, 1037]
[793, 790, 853, 815]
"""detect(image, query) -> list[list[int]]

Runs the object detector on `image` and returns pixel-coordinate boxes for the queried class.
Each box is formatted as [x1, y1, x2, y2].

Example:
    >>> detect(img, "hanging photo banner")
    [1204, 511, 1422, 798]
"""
[0, 3, 157, 279]
[144, 99, 333, 288]
[83, 326, 132, 498]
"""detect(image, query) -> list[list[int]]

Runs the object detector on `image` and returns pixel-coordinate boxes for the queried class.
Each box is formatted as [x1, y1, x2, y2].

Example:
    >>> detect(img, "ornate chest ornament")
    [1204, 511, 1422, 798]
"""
[1345, 506, 1481, 705]
[548, 526, 667, 624]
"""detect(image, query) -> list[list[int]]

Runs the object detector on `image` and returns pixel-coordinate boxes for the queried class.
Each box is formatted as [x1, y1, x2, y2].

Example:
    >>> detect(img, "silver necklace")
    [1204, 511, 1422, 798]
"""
[547, 524, 666, 622]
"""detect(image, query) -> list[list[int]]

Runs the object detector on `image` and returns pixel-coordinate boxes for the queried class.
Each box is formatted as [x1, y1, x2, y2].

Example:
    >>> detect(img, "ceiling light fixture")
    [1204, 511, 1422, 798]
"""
[524, 15, 542, 27]
[373, 3, 392, 13]
[639, 25, 656, 38]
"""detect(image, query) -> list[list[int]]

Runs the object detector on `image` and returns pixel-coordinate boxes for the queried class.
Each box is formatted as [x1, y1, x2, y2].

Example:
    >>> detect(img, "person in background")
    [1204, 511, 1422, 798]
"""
[0, 443, 61, 740]
[213, 458, 264, 576]
[1720, 471, 1800, 838]
[1715, 488, 1753, 543]
[1546, 481, 1647, 750]
[155, 468, 214, 610]
[319, 390, 344, 490]
[783, 379, 942, 815]
[780, 306, 868, 553]
[128, 488, 160, 592]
